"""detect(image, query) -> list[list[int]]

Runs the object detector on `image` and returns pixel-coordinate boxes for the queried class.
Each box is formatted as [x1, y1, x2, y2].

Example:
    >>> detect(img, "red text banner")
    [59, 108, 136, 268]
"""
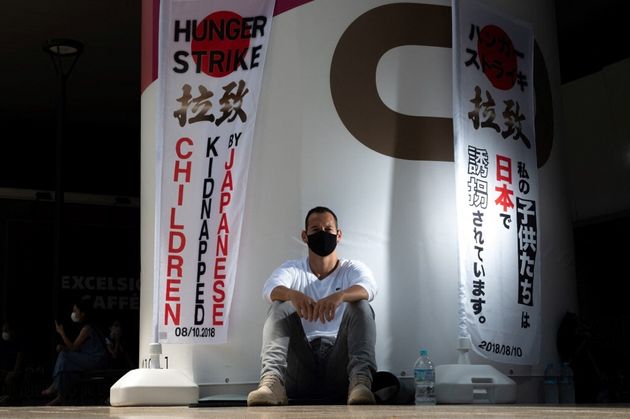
[155, 0, 275, 343]
[453, 0, 540, 364]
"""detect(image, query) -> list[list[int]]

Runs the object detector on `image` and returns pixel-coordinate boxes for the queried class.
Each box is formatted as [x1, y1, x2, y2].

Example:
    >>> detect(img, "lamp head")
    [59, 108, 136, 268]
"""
[43, 38, 84, 78]
[43, 38, 84, 57]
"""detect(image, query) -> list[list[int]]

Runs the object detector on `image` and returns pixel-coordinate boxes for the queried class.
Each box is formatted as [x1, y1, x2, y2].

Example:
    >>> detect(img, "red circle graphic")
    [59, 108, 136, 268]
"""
[191, 11, 251, 78]
[477, 25, 517, 90]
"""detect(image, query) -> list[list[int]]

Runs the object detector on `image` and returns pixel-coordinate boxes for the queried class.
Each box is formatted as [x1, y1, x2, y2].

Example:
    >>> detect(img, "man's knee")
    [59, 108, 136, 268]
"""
[266, 300, 297, 321]
[345, 300, 374, 320]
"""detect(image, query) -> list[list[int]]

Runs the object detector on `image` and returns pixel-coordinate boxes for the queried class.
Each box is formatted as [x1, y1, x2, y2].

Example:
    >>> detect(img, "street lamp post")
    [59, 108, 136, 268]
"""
[43, 38, 83, 320]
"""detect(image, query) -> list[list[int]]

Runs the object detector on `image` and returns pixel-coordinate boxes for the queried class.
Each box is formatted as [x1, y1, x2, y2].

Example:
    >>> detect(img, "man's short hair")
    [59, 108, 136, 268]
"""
[305, 206, 338, 229]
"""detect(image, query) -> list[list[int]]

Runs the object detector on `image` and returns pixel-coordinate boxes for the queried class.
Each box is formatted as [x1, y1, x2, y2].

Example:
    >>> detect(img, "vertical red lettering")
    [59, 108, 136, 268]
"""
[212, 304, 224, 326]
[169, 207, 184, 229]
[219, 191, 231, 213]
[174, 160, 192, 183]
[164, 302, 181, 325]
[167, 255, 184, 278]
[176, 137, 193, 159]
[224, 147, 235, 170]
[214, 256, 226, 279]
[165, 278, 181, 301]
[216, 233, 228, 257]
[168, 230, 186, 253]
[217, 212, 230, 235]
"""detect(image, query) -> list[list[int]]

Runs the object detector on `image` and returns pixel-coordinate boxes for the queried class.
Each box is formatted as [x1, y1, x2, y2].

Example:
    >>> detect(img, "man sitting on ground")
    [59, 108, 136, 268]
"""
[248, 206, 378, 406]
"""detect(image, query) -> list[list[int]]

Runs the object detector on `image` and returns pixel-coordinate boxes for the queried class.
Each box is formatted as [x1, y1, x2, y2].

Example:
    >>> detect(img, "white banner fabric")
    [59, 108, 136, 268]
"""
[155, 0, 275, 344]
[453, 0, 540, 364]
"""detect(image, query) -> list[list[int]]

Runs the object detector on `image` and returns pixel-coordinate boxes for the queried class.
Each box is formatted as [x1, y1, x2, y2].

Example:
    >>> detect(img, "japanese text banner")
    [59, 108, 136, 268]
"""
[155, 0, 275, 343]
[452, 0, 540, 364]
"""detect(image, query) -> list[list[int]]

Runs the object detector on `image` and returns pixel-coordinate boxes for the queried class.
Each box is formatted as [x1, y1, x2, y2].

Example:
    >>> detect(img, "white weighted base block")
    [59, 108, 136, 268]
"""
[435, 364, 516, 404]
[109, 368, 199, 406]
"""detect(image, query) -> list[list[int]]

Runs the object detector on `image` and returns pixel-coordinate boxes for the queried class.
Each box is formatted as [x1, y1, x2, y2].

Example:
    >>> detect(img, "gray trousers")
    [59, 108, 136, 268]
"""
[259, 300, 377, 401]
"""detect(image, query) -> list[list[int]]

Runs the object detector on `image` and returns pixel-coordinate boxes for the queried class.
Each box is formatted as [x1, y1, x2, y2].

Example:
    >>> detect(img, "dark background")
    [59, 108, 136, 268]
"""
[0, 0, 629, 404]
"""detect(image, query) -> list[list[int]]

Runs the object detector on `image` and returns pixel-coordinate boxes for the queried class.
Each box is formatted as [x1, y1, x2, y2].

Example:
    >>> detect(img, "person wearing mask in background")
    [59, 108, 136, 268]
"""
[247, 206, 378, 406]
[105, 320, 133, 369]
[41, 300, 108, 405]
[0, 321, 24, 405]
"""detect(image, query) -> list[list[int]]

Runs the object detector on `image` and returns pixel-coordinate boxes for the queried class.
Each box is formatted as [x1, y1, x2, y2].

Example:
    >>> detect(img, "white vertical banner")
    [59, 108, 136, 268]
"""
[155, 0, 275, 344]
[453, 0, 540, 364]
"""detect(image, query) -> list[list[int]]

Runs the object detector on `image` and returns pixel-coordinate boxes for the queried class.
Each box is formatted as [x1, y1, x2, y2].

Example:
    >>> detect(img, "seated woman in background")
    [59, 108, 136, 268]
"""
[0, 321, 24, 405]
[41, 300, 108, 406]
[105, 320, 133, 369]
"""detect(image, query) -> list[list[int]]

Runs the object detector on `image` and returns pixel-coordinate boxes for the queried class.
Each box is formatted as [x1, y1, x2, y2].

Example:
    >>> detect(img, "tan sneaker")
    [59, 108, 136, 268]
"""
[247, 374, 288, 406]
[347, 375, 376, 405]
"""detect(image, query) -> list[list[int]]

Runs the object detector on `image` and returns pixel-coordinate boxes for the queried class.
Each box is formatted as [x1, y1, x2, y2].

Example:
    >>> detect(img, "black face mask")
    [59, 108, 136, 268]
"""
[307, 230, 338, 257]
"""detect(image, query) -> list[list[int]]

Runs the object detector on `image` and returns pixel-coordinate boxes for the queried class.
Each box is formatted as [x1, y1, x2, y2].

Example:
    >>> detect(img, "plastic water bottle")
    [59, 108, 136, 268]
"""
[414, 349, 436, 405]
[543, 363, 559, 404]
[559, 362, 575, 404]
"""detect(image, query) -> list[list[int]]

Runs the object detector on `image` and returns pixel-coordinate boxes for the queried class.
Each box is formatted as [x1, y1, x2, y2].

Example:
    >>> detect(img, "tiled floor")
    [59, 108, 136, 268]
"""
[2, 405, 630, 418]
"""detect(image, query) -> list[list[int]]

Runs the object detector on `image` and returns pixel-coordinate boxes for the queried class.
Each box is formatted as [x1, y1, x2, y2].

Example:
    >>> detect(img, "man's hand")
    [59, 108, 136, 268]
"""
[271, 285, 368, 323]
[287, 290, 316, 320]
[313, 292, 344, 323]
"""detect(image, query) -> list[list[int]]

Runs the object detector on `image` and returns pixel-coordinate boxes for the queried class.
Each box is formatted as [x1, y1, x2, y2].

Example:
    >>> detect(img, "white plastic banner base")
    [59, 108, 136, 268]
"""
[435, 364, 516, 404]
[109, 368, 199, 406]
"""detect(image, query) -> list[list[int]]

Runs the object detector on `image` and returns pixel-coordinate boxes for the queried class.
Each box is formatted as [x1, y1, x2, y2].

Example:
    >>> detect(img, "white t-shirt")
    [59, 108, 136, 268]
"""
[262, 258, 377, 341]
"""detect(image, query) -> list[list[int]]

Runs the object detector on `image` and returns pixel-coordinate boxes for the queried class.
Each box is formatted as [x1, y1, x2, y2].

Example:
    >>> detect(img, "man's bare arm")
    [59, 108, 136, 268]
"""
[313, 285, 369, 323]
[271, 286, 316, 319]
